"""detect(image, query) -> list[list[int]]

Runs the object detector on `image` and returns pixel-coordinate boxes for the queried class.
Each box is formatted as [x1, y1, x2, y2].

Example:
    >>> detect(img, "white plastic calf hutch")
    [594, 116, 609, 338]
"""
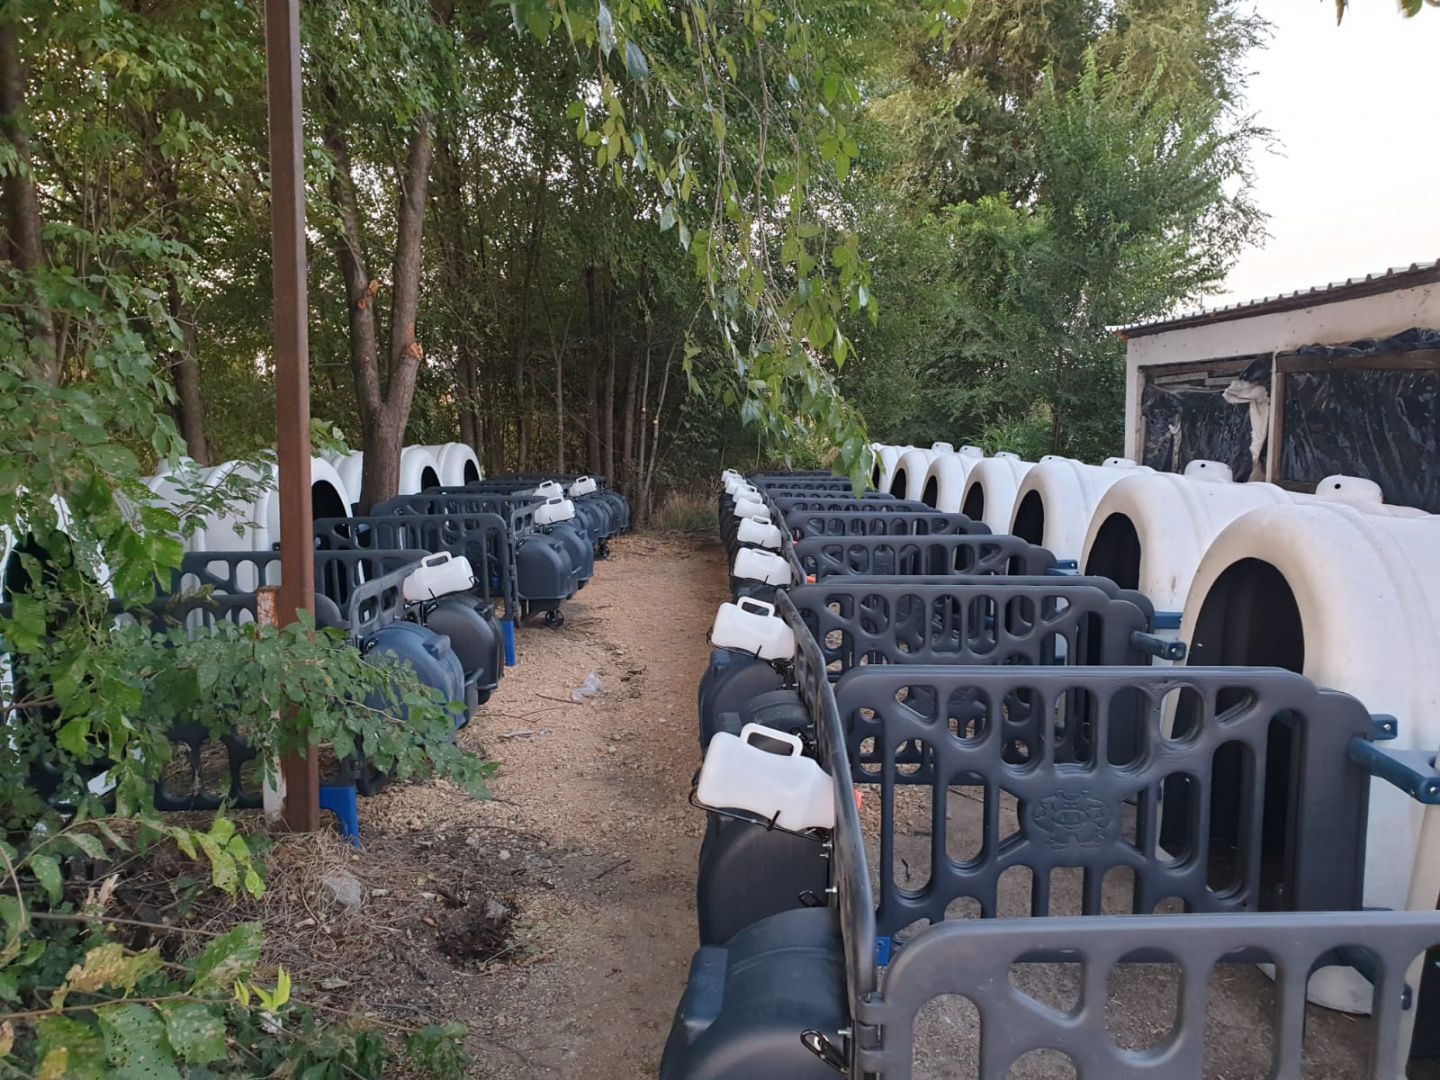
[1, 497, 116, 602]
[869, 445, 904, 491]
[958, 453, 1033, 533]
[400, 445, 442, 493]
[329, 446, 443, 510]
[919, 450, 983, 512]
[418, 442, 482, 487]
[1181, 502, 1440, 1011]
[885, 447, 937, 501]
[1008, 456, 1151, 564]
[189, 456, 353, 565]
[1083, 469, 1424, 627]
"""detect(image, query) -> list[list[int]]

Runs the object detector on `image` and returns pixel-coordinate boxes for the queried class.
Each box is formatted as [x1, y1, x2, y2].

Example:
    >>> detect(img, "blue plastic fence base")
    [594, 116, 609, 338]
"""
[502, 619, 517, 667]
[319, 785, 361, 847]
[875, 935, 893, 967]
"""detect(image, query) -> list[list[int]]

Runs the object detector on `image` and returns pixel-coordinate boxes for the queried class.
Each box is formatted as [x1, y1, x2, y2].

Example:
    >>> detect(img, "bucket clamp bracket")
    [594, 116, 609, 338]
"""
[1349, 737, 1440, 805]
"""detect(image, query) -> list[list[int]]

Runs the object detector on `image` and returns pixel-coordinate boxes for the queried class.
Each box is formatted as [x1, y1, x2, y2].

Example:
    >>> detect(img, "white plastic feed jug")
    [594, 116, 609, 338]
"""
[403, 552, 475, 602]
[534, 496, 576, 525]
[732, 496, 768, 519]
[732, 547, 793, 587]
[1183, 459, 1233, 483]
[709, 598, 795, 661]
[736, 516, 783, 550]
[569, 475, 598, 497]
[695, 723, 835, 832]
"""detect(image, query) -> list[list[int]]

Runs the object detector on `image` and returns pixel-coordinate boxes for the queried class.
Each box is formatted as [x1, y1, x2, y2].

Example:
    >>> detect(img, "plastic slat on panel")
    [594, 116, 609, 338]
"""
[784, 510, 990, 542]
[789, 575, 1153, 673]
[793, 534, 1053, 580]
[314, 513, 515, 622]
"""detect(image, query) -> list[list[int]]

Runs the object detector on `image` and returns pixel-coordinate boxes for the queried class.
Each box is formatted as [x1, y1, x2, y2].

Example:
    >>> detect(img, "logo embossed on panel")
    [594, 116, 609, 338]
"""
[1028, 789, 1116, 849]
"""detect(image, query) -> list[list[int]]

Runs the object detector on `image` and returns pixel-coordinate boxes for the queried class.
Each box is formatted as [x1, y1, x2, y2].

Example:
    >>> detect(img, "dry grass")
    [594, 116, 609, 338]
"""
[648, 488, 714, 532]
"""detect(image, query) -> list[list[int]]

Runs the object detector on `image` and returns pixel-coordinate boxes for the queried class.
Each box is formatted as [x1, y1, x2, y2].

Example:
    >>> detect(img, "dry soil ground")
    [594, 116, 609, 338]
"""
[337, 530, 721, 1079]
[265, 530, 1437, 1080]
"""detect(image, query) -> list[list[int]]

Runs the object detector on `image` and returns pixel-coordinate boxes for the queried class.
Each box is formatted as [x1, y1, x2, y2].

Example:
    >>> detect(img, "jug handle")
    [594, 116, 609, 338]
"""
[740, 723, 802, 757]
[737, 597, 775, 617]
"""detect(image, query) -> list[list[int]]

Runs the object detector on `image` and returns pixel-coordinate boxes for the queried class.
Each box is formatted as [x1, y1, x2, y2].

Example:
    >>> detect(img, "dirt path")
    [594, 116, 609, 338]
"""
[354, 531, 726, 1079]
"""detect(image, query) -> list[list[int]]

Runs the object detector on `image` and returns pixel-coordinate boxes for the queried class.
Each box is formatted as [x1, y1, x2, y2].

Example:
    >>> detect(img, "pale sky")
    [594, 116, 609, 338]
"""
[1212, 2, 1440, 307]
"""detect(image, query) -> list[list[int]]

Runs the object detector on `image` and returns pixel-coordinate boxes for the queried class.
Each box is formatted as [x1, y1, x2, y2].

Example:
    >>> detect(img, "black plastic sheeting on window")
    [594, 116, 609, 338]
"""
[1140, 356, 1270, 481]
[1284, 326, 1440, 362]
[1278, 341, 1440, 513]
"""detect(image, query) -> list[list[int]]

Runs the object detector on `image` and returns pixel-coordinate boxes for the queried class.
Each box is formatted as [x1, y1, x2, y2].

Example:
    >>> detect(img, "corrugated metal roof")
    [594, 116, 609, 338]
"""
[1118, 258, 1440, 338]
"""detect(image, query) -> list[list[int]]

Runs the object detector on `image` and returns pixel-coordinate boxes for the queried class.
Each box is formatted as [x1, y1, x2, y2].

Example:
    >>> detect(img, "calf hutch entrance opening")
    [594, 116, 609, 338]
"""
[1084, 513, 1142, 592]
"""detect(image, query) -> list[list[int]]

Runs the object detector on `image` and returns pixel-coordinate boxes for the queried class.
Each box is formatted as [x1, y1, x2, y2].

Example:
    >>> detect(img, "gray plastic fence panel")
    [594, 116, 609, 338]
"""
[754, 479, 861, 494]
[145, 585, 347, 636]
[784, 510, 990, 542]
[794, 534, 1054, 580]
[161, 550, 422, 640]
[855, 909, 1440, 1080]
[774, 589, 877, 1027]
[832, 665, 1373, 945]
[790, 576, 1157, 771]
[482, 475, 631, 533]
[375, 491, 538, 540]
[749, 469, 835, 479]
[788, 576, 1153, 673]
[771, 496, 927, 514]
[491, 472, 611, 487]
[314, 514, 515, 619]
[374, 493, 535, 609]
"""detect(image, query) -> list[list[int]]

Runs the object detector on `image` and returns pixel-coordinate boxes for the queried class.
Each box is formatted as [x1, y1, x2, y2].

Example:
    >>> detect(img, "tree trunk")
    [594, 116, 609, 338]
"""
[621, 336, 644, 498]
[602, 280, 617, 486]
[144, 106, 211, 465]
[583, 265, 603, 474]
[165, 272, 210, 464]
[323, 114, 384, 432]
[554, 338, 565, 472]
[635, 340, 652, 509]
[435, 135, 481, 456]
[1, 22, 58, 385]
[643, 342, 677, 523]
[325, 105, 434, 512]
[458, 337, 477, 450]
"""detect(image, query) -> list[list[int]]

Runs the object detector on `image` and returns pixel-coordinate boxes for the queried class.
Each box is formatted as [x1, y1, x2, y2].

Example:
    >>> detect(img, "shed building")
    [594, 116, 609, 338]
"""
[1119, 260, 1440, 511]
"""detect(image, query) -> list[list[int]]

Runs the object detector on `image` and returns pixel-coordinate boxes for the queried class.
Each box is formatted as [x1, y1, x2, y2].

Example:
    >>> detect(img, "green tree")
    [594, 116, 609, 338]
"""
[844, 0, 1265, 461]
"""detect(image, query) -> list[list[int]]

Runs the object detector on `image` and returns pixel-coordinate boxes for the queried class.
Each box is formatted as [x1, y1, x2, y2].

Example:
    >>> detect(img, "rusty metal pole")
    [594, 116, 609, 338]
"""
[265, 0, 319, 831]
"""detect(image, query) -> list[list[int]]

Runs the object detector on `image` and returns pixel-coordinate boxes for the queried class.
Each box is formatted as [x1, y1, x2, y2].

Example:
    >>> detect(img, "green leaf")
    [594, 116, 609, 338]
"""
[56, 943, 163, 1005]
[57, 717, 92, 756]
[597, 2, 615, 56]
[160, 1002, 228, 1065]
[36, 1016, 107, 1080]
[7, 593, 46, 651]
[624, 40, 649, 80]
[31, 853, 63, 903]
[98, 1003, 181, 1080]
[189, 922, 261, 993]
[63, 830, 108, 860]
